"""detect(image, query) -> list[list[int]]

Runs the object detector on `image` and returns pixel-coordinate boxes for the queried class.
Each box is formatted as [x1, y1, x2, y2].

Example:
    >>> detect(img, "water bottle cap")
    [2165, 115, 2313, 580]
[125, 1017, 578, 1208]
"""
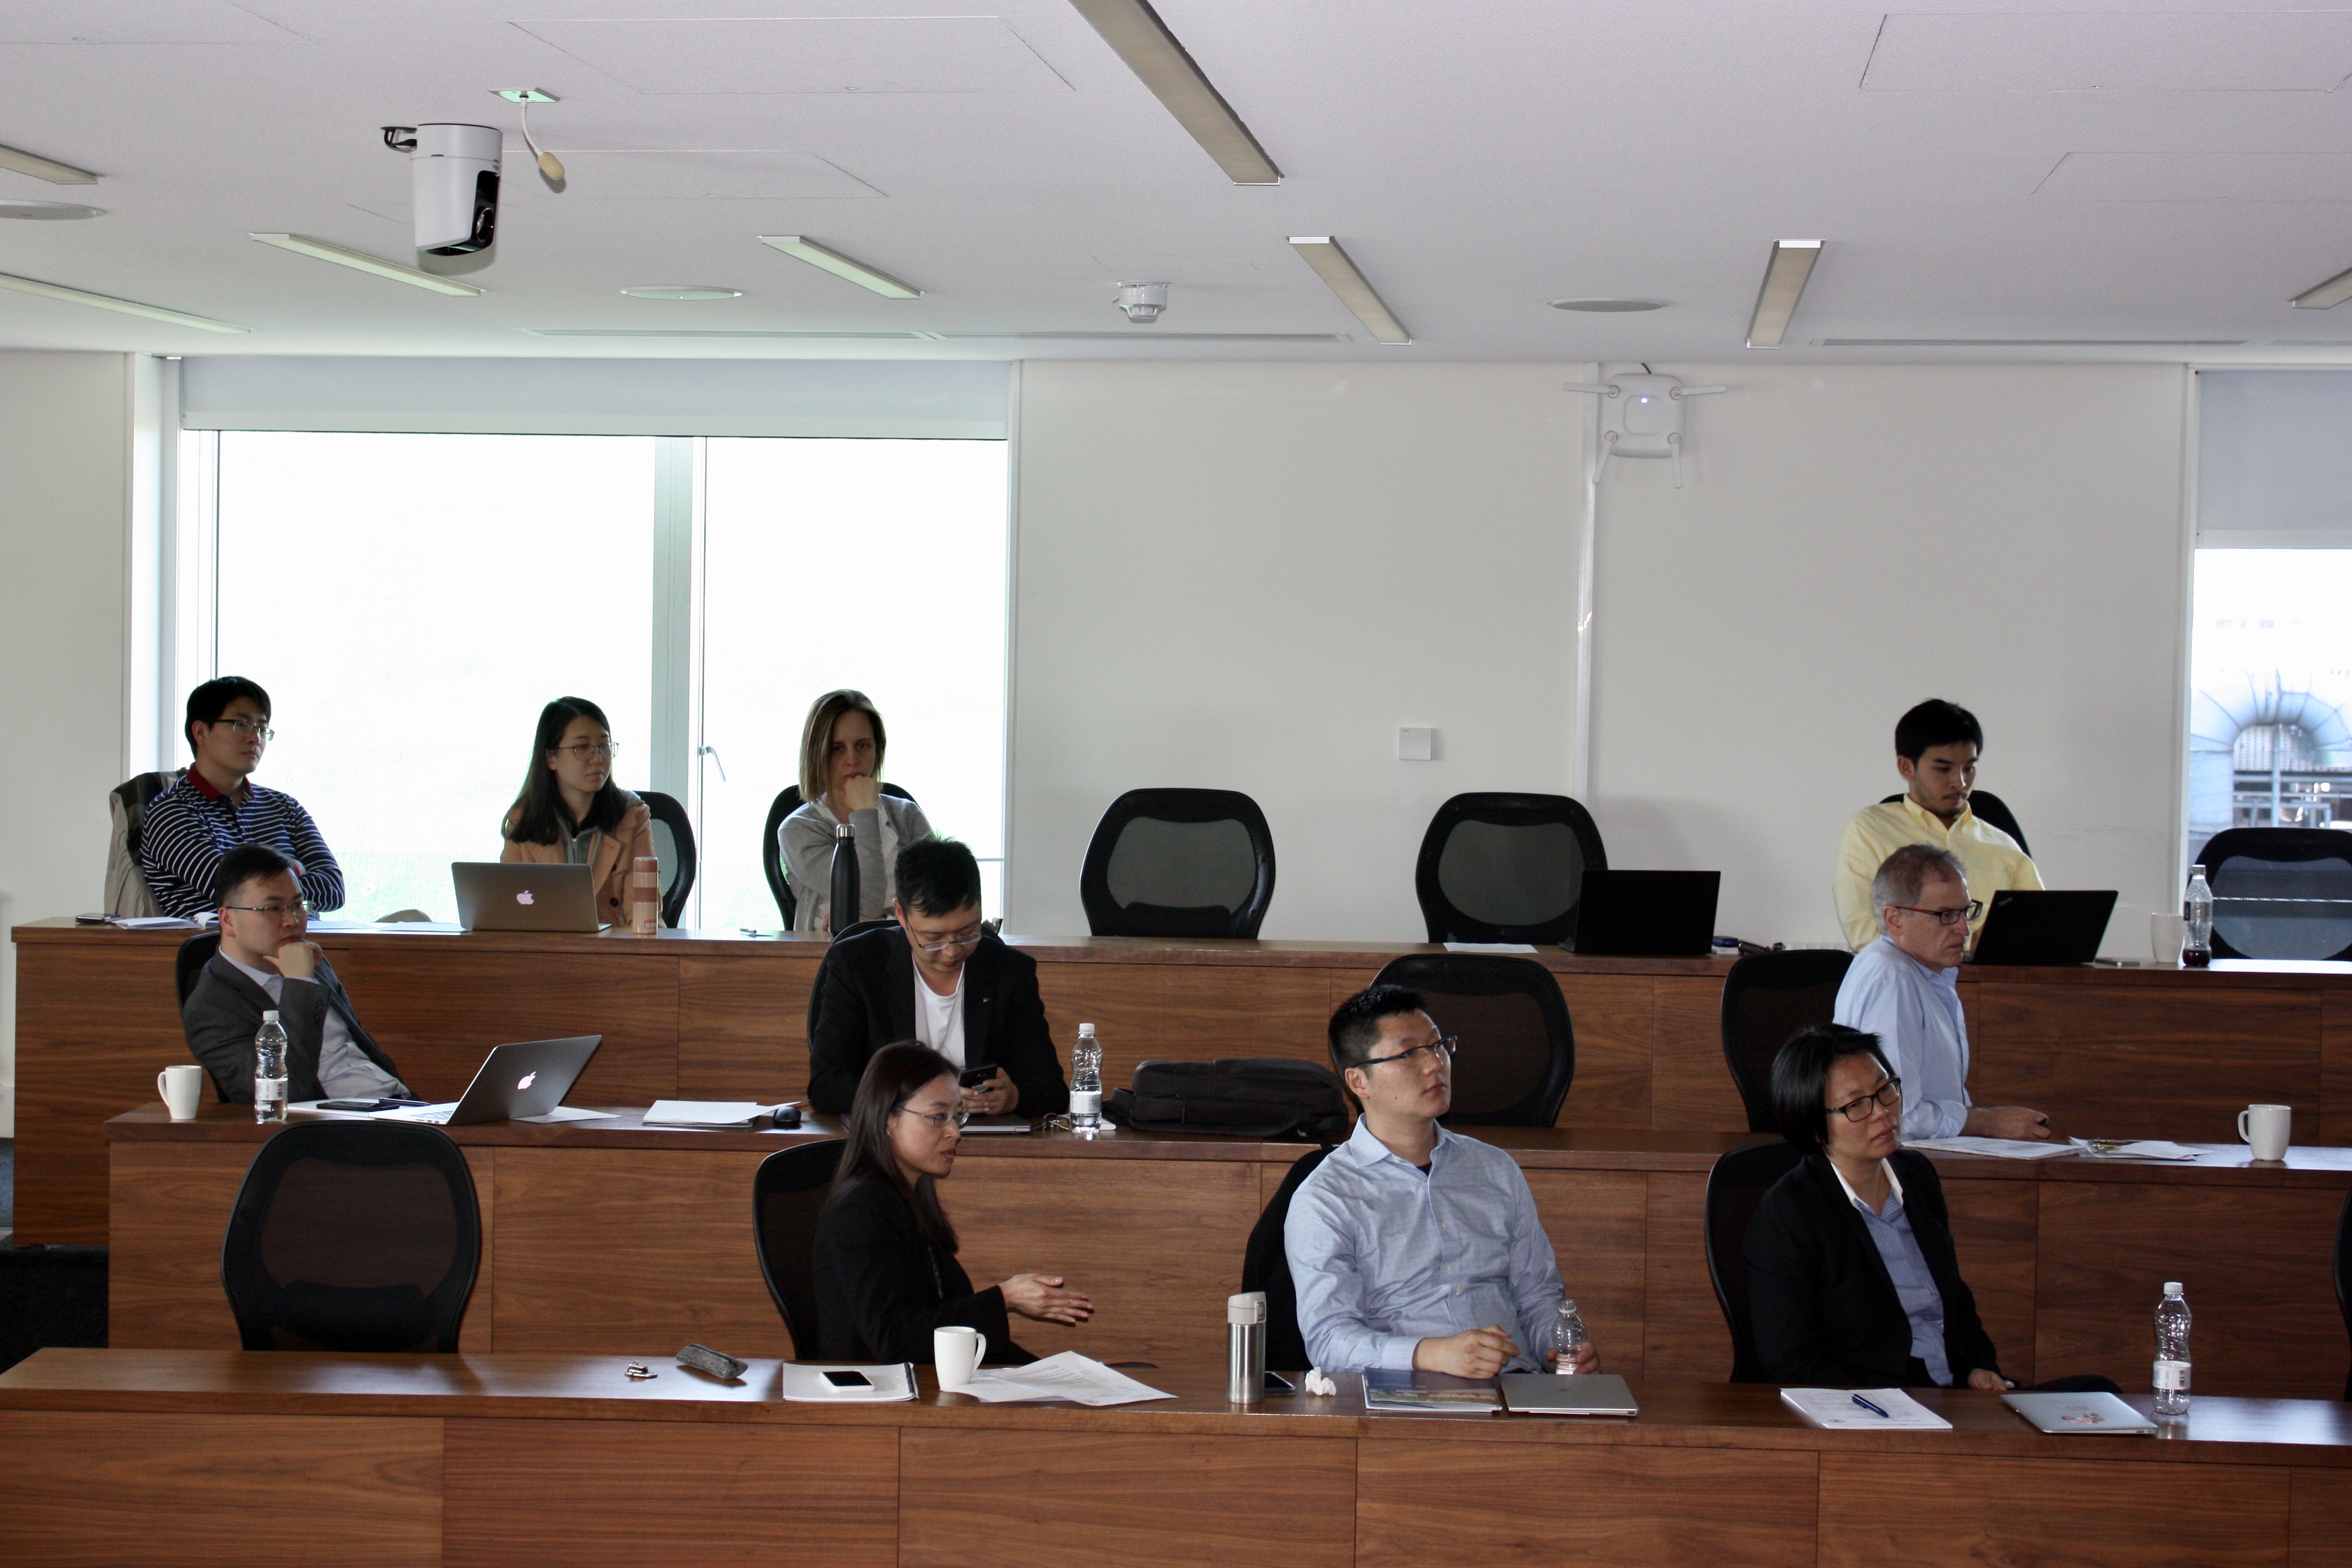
[1228, 1291, 1267, 1325]
[262, 1010, 279, 1022]
[2190, 865, 2205, 876]
[1078, 1022, 1096, 1036]
[1559, 1299, 1578, 1314]
[2164, 1281, 2183, 1295]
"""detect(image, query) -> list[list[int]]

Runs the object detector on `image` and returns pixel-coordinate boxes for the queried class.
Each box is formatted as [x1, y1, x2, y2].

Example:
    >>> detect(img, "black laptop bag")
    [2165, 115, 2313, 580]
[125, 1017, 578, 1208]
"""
[1105, 1058, 1349, 1141]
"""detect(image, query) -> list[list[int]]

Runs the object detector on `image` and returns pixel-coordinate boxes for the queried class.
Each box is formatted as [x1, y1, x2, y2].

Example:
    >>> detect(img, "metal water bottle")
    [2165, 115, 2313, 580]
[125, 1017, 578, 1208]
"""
[1228, 1291, 1268, 1404]
[827, 820, 859, 934]
[629, 854, 661, 937]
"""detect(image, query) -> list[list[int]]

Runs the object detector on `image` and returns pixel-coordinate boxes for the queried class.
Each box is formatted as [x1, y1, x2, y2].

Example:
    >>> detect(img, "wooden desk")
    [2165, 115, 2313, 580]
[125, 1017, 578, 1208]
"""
[107, 1108, 2352, 1399]
[2, 1350, 2346, 1567]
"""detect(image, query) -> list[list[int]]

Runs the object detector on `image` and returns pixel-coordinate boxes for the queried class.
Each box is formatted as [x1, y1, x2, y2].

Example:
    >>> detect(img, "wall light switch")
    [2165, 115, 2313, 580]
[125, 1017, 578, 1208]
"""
[1398, 727, 1435, 761]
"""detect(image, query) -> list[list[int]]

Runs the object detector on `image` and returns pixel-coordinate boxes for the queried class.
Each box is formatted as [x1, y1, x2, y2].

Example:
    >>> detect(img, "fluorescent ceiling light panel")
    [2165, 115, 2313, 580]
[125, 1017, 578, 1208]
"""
[0, 270, 246, 332]
[249, 233, 484, 296]
[1067, 0, 1281, 184]
[1288, 236, 1409, 344]
[1746, 239, 1822, 349]
[0, 140, 97, 183]
[758, 236, 921, 298]
[2291, 263, 2352, 309]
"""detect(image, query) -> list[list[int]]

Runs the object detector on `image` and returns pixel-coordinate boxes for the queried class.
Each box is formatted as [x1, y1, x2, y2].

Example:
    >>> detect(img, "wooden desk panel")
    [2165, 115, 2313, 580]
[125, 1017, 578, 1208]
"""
[676, 954, 809, 1103]
[1553, 974, 1656, 1125]
[1939, 1175, 2041, 1387]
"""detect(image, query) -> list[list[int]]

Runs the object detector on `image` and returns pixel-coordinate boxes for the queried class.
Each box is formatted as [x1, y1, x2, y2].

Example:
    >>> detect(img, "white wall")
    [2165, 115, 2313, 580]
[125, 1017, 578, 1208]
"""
[0, 351, 134, 1140]
[1008, 361, 1588, 940]
[1587, 362, 2190, 954]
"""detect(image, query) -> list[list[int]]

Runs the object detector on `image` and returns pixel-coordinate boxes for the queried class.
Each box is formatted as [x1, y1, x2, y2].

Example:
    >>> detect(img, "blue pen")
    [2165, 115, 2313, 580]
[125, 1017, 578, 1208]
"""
[1852, 1393, 1892, 1419]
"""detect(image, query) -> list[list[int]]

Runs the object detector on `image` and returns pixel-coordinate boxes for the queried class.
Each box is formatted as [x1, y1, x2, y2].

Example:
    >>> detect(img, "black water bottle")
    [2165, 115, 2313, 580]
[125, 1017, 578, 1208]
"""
[828, 820, 859, 935]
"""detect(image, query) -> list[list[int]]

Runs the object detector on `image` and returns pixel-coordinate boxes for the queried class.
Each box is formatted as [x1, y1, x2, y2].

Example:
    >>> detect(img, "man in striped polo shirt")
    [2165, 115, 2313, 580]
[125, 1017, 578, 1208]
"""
[140, 676, 345, 920]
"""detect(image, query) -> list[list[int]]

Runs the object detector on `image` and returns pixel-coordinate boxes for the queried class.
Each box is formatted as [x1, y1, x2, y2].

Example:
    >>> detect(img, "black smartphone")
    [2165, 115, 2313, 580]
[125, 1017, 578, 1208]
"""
[958, 1064, 997, 1088]
[823, 1369, 874, 1389]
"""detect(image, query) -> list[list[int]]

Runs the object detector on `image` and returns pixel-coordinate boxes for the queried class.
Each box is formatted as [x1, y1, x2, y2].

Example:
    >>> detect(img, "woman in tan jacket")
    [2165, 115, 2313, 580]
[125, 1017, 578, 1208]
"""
[500, 696, 656, 928]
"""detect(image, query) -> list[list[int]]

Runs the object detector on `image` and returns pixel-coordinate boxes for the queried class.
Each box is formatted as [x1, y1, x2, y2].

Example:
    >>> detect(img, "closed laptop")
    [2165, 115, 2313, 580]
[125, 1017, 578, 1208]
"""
[1570, 869, 1720, 957]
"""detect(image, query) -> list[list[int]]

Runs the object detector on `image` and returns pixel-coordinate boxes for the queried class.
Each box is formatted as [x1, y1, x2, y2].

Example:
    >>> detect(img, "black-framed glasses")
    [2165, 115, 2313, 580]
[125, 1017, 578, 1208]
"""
[1360, 1035, 1458, 1070]
[223, 901, 311, 921]
[552, 741, 618, 760]
[895, 1105, 971, 1130]
[911, 928, 986, 955]
[210, 717, 274, 741]
[1830, 1076, 1903, 1123]
[1888, 900, 1983, 928]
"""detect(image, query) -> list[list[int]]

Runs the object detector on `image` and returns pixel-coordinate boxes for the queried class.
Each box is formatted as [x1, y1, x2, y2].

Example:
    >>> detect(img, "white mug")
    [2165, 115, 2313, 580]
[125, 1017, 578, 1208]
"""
[2239, 1103, 2291, 1162]
[2150, 912, 2186, 966]
[157, 1064, 204, 1121]
[934, 1325, 988, 1392]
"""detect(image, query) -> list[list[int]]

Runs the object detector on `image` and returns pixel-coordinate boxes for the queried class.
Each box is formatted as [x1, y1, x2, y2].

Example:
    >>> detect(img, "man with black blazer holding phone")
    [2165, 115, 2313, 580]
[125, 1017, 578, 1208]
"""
[805, 838, 1069, 1118]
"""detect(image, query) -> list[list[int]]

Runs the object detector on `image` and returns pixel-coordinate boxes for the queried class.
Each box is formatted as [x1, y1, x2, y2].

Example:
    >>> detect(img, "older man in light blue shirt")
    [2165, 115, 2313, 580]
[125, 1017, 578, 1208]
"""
[1834, 844, 2050, 1143]
[1286, 984, 1600, 1379]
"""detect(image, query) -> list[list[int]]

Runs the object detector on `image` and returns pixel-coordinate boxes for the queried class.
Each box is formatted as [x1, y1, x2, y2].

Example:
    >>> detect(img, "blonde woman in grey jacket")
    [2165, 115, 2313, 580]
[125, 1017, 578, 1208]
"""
[781, 689, 934, 934]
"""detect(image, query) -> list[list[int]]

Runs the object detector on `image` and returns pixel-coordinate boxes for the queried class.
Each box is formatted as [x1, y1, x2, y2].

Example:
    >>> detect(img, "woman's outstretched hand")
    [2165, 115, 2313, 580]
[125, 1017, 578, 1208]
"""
[998, 1275, 1093, 1325]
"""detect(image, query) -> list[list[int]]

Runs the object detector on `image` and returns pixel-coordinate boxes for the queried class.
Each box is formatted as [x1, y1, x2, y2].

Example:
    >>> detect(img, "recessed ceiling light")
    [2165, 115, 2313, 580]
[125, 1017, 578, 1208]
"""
[0, 269, 246, 332]
[2290, 263, 2352, 311]
[0, 140, 97, 184]
[1289, 236, 1410, 345]
[1746, 239, 1822, 349]
[1066, 0, 1281, 186]
[249, 233, 484, 296]
[1550, 297, 1665, 313]
[0, 200, 104, 220]
[620, 285, 743, 300]
[758, 236, 921, 299]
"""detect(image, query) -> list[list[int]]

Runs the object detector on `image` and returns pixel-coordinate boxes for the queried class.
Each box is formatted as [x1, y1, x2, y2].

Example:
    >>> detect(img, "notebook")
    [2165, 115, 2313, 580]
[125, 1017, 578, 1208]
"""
[2002, 1391, 2159, 1435]
[1779, 1386, 1951, 1430]
[1496, 1372, 1639, 1416]
[778, 1363, 917, 1403]
[1363, 1369, 1501, 1413]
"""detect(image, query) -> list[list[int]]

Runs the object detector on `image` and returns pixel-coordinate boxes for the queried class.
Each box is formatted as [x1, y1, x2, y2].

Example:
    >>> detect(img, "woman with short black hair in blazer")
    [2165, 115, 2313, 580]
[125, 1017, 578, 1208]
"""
[811, 1042, 1095, 1364]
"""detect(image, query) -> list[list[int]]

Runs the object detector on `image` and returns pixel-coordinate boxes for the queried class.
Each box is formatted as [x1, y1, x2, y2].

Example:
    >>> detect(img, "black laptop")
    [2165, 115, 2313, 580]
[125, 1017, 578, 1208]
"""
[1968, 889, 2117, 966]
[1568, 870, 1721, 957]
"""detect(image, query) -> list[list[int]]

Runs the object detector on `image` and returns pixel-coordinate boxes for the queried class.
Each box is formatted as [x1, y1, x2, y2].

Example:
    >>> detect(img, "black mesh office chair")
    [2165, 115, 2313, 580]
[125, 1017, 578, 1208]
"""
[220, 1120, 481, 1352]
[753, 1139, 847, 1357]
[1239, 1145, 1336, 1373]
[1414, 793, 1607, 945]
[1079, 789, 1276, 939]
[760, 784, 918, 929]
[2194, 827, 2352, 962]
[1703, 1140, 1805, 1382]
[1720, 950, 1854, 1134]
[638, 790, 698, 929]
[174, 930, 220, 1009]
[1876, 790, 2030, 858]
[2335, 1186, 2351, 1401]
[1369, 953, 1574, 1127]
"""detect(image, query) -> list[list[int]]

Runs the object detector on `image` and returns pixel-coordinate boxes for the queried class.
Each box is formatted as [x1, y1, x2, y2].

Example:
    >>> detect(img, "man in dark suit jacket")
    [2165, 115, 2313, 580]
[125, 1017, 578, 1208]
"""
[182, 843, 409, 1103]
[806, 838, 1068, 1118]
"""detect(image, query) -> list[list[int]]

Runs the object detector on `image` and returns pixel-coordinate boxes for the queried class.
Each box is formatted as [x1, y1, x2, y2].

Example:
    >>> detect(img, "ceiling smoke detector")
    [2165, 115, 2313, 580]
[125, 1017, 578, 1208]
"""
[1115, 280, 1168, 323]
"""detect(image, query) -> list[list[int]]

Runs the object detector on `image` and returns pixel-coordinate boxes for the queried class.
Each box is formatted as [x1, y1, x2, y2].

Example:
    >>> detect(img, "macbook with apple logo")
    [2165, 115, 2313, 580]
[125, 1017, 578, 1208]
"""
[451, 862, 608, 932]
[376, 1036, 602, 1125]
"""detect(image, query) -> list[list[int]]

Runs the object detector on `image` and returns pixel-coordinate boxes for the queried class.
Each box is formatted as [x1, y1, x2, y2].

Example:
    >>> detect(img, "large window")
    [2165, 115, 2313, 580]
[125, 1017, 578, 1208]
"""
[196, 431, 1007, 925]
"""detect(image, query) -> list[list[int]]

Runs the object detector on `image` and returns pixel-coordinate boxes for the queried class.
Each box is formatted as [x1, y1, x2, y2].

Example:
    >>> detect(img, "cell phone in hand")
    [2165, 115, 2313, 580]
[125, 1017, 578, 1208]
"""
[958, 1064, 998, 1088]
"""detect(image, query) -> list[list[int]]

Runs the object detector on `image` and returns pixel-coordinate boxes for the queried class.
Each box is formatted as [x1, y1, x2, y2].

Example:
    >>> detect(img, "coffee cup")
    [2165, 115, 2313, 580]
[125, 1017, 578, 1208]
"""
[157, 1064, 204, 1121]
[2239, 1103, 2291, 1162]
[934, 1325, 988, 1392]
[2150, 913, 2185, 966]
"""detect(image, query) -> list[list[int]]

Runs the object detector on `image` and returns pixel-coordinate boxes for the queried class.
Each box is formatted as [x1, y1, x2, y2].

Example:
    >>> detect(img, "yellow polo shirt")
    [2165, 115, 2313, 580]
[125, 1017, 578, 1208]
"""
[1833, 797, 2042, 951]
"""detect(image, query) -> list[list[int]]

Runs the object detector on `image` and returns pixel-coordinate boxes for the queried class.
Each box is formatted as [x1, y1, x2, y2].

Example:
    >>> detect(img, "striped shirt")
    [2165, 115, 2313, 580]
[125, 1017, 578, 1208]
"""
[139, 771, 345, 918]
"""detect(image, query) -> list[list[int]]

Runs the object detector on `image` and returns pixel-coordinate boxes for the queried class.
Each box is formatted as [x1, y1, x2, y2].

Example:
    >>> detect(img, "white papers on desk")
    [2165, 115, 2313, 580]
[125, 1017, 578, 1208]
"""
[954, 1352, 1173, 1407]
[644, 1100, 782, 1128]
[105, 915, 197, 929]
[1444, 941, 1540, 954]
[779, 1362, 916, 1402]
[307, 919, 464, 935]
[1906, 1136, 2077, 1161]
[1780, 1387, 1950, 1430]
[516, 1106, 617, 1124]
[2068, 1137, 2200, 1161]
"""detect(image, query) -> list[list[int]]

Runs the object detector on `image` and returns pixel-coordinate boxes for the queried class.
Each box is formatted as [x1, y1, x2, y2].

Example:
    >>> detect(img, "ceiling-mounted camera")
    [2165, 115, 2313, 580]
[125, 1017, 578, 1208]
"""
[382, 123, 501, 255]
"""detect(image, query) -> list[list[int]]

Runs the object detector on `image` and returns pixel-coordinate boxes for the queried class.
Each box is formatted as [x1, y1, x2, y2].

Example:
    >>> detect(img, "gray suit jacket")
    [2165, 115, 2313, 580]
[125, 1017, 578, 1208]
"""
[181, 953, 405, 1103]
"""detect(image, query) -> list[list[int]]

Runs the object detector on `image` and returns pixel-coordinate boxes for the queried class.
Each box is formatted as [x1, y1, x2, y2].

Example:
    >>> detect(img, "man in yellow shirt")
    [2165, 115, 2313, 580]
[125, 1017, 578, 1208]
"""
[1834, 700, 2041, 951]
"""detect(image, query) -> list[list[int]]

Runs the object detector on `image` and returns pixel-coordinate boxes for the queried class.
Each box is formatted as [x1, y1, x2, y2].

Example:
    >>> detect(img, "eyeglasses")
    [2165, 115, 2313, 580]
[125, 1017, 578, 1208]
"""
[895, 1105, 971, 1130]
[209, 717, 274, 741]
[911, 928, 986, 955]
[1359, 1036, 1458, 1070]
[1888, 900, 1983, 928]
[1829, 1076, 1903, 1123]
[552, 741, 618, 761]
[224, 901, 311, 921]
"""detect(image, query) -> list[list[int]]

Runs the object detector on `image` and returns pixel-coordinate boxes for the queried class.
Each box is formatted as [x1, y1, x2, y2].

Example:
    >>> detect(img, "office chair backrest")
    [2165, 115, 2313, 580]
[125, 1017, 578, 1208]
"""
[761, 784, 917, 929]
[1720, 949, 1854, 1134]
[1369, 953, 1574, 1127]
[1703, 1139, 1805, 1382]
[1239, 1144, 1335, 1373]
[1080, 788, 1276, 939]
[220, 1120, 481, 1353]
[638, 789, 698, 929]
[2335, 1187, 2351, 1402]
[2194, 827, 2352, 962]
[1876, 790, 2030, 858]
[753, 1139, 848, 1357]
[106, 771, 176, 917]
[175, 932, 221, 1010]
[1414, 793, 1606, 945]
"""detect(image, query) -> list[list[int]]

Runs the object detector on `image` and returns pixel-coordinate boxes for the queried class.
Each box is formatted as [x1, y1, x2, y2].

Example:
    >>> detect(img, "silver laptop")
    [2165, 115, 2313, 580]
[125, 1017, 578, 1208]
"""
[453, 861, 605, 932]
[381, 1036, 602, 1125]
[1496, 1372, 1641, 1416]
[2002, 1391, 2159, 1434]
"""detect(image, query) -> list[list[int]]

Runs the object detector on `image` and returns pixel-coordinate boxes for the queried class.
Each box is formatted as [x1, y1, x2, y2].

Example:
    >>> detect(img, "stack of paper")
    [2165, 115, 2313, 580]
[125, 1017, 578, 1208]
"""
[1443, 941, 1540, 955]
[1780, 1386, 1951, 1430]
[1905, 1135, 2077, 1161]
[644, 1101, 783, 1128]
[2068, 1138, 2200, 1161]
[954, 1352, 1173, 1407]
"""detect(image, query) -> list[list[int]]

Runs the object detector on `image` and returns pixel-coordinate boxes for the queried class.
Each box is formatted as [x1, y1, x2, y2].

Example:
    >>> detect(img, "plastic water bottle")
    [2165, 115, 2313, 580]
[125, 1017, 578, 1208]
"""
[2154, 1281, 2192, 1417]
[2183, 865, 2213, 969]
[1551, 1299, 1588, 1374]
[253, 1009, 287, 1125]
[1069, 1023, 1103, 1130]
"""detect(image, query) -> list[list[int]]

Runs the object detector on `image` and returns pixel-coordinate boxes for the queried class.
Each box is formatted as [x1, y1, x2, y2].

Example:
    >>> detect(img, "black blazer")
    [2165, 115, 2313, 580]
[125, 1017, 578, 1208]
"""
[805, 927, 1069, 1117]
[810, 1173, 1033, 1365]
[181, 954, 406, 1103]
[1743, 1150, 2001, 1389]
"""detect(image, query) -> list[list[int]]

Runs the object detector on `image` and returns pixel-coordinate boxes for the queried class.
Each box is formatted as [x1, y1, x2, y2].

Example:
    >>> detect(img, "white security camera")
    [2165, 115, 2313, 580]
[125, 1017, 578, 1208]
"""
[382, 123, 502, 254]
[1115, 281, 1168, 324]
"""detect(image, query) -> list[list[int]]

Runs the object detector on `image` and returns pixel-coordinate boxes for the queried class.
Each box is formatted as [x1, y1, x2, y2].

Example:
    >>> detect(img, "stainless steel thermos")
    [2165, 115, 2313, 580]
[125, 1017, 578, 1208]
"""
[1228, 1291, 1268, 1404]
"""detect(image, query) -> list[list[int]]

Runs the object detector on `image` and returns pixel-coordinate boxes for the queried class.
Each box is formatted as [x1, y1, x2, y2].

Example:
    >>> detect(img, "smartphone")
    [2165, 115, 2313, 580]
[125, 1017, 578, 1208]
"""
[958, 1064, 998, 1088]
[823, 1369, 874, 1389]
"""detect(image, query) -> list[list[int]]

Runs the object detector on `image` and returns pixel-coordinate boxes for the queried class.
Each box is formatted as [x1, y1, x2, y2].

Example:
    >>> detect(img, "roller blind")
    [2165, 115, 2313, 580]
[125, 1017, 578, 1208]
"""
[2197, 370, 2352, 546]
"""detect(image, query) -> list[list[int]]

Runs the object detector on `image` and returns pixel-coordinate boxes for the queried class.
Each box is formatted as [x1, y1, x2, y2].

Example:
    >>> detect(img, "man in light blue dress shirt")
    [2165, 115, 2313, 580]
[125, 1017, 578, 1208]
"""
[1285, 986, 1602, 1379]
[1833, 845, 2050, 1143]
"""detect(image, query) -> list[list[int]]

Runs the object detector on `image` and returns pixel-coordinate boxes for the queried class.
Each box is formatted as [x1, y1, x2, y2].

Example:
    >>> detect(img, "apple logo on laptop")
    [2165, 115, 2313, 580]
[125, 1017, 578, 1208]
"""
[517, 1071, 538, 1091]
[516, 890, 535, 906]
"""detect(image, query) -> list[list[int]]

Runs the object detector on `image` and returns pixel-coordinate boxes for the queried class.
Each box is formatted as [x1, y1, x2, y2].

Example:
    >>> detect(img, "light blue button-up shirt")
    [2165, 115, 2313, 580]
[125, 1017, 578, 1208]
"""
[1284, 1117, 1566, 1374]
[1831, 1160, 1951, 1386]
[1833, 936, 1971, 1141]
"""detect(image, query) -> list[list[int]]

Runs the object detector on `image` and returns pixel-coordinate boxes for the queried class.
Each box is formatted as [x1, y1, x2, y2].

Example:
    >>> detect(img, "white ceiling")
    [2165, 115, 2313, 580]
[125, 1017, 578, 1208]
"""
[4, 1, 2352, 363]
